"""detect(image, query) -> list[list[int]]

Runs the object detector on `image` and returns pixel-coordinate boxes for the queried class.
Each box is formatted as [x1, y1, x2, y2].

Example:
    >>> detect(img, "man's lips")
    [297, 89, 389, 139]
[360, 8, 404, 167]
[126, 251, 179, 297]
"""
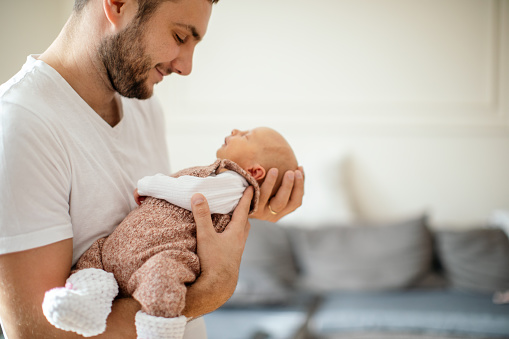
[156, 67, 171, 81]
[155, 68, 164, 82]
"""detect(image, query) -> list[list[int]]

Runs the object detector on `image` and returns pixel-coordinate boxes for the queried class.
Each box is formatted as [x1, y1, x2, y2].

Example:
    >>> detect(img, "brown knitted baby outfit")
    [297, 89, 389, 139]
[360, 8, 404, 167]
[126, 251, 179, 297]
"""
[75, 159, 260, 318]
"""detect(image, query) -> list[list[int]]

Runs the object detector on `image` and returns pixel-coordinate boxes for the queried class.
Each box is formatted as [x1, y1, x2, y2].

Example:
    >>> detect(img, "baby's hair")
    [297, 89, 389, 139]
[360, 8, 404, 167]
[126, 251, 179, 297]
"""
[257, 143, 298, 198]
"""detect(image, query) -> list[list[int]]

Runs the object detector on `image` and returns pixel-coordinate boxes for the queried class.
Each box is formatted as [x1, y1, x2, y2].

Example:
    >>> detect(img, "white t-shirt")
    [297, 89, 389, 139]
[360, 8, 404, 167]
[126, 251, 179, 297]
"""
[1, 55, 212, 338]
[0, 55, 209, 338]
[137, 171, 249, 214]
[0, 55, 170, 264]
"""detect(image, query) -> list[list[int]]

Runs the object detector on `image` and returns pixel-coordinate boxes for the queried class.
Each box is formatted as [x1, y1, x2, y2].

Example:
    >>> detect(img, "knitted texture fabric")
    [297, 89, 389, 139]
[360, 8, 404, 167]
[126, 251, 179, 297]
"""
[77, 158, 259, 314]
[135, 312, 187, 339]
[42, 268, 119, 337]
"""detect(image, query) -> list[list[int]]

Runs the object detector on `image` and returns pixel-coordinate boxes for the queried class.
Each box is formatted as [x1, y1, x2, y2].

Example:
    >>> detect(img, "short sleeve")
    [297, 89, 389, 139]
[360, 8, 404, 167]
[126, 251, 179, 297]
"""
[0, 102, 73, 254]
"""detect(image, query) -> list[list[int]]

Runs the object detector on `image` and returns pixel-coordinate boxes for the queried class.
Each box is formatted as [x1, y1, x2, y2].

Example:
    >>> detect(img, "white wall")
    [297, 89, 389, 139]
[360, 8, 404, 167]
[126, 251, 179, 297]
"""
[0, 0, 74, 83]
[2, 0, 508, 228]
[158, 0, 509, 228]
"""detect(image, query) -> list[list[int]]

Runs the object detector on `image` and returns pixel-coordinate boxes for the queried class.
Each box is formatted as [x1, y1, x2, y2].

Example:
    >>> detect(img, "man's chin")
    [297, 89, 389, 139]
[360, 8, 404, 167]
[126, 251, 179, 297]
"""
[119, 86, 154, 100]
[137, 90, 154, 100]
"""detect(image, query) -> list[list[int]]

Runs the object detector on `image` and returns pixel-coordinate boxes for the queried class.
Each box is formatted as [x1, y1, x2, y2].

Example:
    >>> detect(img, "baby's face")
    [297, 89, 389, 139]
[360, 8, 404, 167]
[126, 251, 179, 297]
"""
[216, 127, 279, 168]
[218, 127, 298, 195]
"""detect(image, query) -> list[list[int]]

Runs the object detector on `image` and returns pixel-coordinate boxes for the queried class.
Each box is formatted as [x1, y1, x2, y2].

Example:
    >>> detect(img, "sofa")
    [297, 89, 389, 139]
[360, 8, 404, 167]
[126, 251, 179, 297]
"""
[203, 216, 509, 339]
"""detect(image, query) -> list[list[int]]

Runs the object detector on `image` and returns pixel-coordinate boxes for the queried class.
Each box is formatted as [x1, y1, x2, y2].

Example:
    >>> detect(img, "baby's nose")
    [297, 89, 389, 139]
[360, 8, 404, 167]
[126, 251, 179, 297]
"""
[231, 129, 240, 135]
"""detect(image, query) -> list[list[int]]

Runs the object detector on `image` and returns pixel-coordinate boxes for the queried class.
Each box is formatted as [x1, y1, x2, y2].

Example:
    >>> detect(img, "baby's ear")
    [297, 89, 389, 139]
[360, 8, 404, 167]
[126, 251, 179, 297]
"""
[248, 164, 266, 181]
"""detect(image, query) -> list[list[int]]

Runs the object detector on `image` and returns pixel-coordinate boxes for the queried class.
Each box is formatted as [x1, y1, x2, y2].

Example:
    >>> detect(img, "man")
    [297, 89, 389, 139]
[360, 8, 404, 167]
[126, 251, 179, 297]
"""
[0, 0, 304, 338]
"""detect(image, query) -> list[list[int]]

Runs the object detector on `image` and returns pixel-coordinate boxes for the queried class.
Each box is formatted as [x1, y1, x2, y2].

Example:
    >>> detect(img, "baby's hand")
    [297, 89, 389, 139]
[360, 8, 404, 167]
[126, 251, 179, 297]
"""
[133, 188, 146, 206]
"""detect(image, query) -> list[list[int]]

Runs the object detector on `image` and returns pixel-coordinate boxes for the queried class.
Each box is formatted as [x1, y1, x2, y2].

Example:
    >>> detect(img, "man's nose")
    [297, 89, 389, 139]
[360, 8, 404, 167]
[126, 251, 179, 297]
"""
[171, 46, 194, 76]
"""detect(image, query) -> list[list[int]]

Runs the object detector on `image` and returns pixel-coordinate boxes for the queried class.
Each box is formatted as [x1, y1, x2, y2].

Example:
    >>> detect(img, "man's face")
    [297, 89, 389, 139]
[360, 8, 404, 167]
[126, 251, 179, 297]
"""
[99, 0, 212, 99]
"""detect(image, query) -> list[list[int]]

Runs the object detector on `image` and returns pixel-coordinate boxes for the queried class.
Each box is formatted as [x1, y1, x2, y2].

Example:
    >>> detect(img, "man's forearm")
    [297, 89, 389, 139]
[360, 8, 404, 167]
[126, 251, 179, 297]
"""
[101, 297, 141, 338]
[0, 241, 142, 339]
[2, 297, 141, 339]
[182, 270, 238, 319]
[185, 190, 253, 319]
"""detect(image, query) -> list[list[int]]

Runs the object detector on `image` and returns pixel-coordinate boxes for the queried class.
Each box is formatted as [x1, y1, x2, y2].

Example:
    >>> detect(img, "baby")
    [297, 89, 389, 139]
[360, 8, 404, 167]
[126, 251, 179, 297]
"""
[42, 127, 298, 339]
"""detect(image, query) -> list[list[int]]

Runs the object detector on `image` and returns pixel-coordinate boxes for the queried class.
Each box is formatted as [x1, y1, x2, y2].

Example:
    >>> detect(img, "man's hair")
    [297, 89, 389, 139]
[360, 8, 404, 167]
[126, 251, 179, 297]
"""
[74, 0, 219, 22]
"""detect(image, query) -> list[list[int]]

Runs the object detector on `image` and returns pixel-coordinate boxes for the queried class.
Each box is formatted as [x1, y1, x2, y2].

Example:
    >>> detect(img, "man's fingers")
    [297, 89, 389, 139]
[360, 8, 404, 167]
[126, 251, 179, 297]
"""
[258, 168, 278, 205]
[268, 170, 294, 213]
[230, 186, 254, 228]
[191, 193, 214, 237]
[285, 168, 304, 212]
[243, 220, 251, 242]
[233, 186, 253, 243]
[297, 166, 305, 180]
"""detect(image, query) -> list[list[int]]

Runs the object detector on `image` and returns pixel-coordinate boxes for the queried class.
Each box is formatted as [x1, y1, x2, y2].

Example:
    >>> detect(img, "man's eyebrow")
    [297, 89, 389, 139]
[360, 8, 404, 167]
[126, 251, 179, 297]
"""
[175, 23, 202, 41]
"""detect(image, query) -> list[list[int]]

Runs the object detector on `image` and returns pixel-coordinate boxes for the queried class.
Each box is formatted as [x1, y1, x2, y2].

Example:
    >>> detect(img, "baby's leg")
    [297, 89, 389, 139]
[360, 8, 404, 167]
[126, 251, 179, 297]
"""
[75, 237, 107, 271]
[129, 249, 199, 317]
[128, 250, 199, 339]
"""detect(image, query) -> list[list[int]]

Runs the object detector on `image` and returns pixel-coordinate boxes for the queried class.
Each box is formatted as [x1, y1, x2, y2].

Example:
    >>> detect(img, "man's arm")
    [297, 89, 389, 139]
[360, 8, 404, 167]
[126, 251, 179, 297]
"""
[0, 239, 141, 339]
[181, 168, 303, 317]
[0, 189, 254, 338]
[182, 187, 254, 318]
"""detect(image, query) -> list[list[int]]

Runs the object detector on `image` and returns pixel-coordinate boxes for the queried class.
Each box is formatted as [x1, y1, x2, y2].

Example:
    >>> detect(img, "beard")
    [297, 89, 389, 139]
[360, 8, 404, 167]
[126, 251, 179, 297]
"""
[98, 20, 154, 99]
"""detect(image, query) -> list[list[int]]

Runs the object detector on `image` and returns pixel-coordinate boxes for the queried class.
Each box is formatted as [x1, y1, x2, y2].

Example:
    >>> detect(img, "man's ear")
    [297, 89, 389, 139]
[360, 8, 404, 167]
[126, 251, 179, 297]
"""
[103, 0, 136, 30]
[247, 164, 266, 181]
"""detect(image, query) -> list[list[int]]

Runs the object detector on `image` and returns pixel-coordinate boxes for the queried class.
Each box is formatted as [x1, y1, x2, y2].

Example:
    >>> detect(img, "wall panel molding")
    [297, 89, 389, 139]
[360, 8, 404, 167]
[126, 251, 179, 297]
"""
[159, 0, 509, 136]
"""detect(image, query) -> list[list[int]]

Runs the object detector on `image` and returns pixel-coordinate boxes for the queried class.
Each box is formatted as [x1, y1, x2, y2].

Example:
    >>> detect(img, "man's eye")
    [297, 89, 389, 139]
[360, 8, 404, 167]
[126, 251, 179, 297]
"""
[175, 34, 185, 44]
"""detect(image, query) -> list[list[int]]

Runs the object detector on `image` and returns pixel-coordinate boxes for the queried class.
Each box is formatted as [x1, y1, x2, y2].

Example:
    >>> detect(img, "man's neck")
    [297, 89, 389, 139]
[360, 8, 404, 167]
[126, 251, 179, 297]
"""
[38, 15, 122, 127]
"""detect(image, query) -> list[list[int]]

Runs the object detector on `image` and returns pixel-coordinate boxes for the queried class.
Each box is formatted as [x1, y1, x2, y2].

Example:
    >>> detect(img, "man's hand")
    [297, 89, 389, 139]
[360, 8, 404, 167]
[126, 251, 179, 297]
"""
[250, 166, 304, 222]
[182, 186, 253, 318]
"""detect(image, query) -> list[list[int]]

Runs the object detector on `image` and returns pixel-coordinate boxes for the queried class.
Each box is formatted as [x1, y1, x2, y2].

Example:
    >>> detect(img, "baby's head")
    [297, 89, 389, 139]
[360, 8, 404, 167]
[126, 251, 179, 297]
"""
[216, 127, 298, 197]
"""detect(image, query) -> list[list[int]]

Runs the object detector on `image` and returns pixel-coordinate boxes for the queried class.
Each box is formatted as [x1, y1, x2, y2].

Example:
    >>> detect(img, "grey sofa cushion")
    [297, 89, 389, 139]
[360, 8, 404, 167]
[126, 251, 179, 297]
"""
[435, 228, 509, 292]
[205, 295, 312, 339]
[311, 290, 509, 338]
[225, 266, 293, 306]
[225, 219, 298, 306]
[289, 215, 433, 292]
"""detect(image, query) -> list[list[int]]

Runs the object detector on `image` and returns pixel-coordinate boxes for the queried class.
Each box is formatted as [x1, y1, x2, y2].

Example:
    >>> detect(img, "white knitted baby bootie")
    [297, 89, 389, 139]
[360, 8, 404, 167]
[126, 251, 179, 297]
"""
[135, 311, 187, 339]
[42, 268, 119, 337]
